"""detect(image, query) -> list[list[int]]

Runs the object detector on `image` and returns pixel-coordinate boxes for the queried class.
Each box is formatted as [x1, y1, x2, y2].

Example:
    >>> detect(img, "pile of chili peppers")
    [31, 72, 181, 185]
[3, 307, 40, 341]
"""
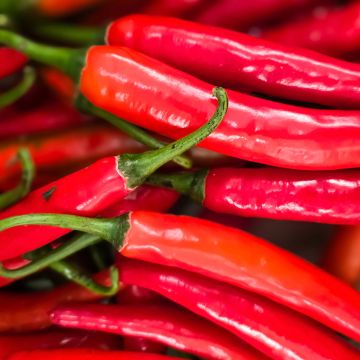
[0, 1, 360, 359]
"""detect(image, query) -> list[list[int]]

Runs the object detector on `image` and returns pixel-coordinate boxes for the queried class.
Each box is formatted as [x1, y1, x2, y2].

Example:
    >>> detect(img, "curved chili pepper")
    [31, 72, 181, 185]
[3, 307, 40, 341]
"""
[264, 2, 360, 57]
[0, 48, 27, 79]
[119, 259, 360, 360]
[3, 210, 360, 342]
[0, 330, 121, 359]
[148, 167, 360, 224]
[0, 101, 89, 139]
[107, 14, 360, 109]
[7, 349, 181, 360]
[51, 303, 267, 360]
[323, 226, 360, 287]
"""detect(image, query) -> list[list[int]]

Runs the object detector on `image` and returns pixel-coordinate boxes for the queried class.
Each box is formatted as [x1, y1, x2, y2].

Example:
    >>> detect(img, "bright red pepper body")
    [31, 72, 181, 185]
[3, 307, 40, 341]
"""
[264, 2, 360, 57]
[107, 15, 360, 109]
[117, 211, 360, 342]
[51, 303, 265, 360]
[81, 45, 360, 170]
[0, 48, 27, 79]
[120, 259, 360, 360]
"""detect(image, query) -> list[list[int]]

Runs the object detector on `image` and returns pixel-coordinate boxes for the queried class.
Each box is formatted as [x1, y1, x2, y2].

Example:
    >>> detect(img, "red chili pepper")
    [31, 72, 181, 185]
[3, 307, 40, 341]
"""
[5, 211, 360, 342]
[0, 101, 90, 139]
[7, 349, 181, 360]
[264, 2, 360, 58]
[0, 48, 27, 79]
[0, 257, 29, 287]
[323, 226, 360, 287]
[0, 330, 121, 359]
[107, 14, 360, 109]
[148, 167, 360, 224]
[51, 303, 266, 360]
[119, 259, 360, 360]
[41, 68, 75, 100]
[143, 0, 207, 18]
[0, 88, 226, 261]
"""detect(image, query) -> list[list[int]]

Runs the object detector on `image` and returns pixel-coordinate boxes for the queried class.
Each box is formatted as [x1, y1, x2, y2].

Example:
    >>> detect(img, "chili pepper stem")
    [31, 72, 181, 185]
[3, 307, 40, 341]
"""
[0, 29, 85, 81]
[147, 170, 207, 203]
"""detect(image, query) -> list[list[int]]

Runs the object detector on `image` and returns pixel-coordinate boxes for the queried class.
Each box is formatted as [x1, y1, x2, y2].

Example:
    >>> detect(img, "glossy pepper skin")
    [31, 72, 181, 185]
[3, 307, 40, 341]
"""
[51, 303, 266, 360]
[0, 48, 27, 79]
[107, 14, 360, 109]
[8, 350, 182, 360]
[0, 330, 121, 359]
[149, 167, 360, 224]
[323, 226, 360, 287]
[120, 259, 360, 360]
[0, 101, 89, 139]
[264, 2, 360, 57]
[82, 45, 360, 170]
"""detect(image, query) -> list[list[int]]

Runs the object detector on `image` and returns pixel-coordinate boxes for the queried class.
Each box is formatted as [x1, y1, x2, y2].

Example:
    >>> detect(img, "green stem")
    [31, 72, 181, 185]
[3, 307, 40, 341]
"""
[32, 23, 105, 46]
[118, 86, 228, 188]
[0, 29, 85, 81]
[0, 148, 35, 210]
[0, 0, 31, 15]
[76, 95, 192, 169]
[0, 67, 36, 108]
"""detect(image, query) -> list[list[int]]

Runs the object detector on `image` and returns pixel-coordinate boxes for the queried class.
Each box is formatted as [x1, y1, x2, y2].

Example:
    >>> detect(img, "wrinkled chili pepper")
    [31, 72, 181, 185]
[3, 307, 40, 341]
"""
[119, 259, 360, 360]
[264, 2, 360, 57]
[107, 14, 360, 109]
[51, 303, 267, 360]
[0, 101, 90, 139]
[4, 31, 360, 169]
[0, 330, 121, 359]
[0, 88, 227, 261]
[7, 349, 182, 360]
[323, 226, 360, 287]
[4, 210, 360, 342]
[0, 48, 27, 79]
[148, 167, 360, 224]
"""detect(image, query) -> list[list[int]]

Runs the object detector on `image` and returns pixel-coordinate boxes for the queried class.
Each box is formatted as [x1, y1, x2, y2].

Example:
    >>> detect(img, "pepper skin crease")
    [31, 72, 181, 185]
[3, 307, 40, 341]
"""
[106, 14, 360, 109]
[264, 2, 360, 57]
[7, 350, 183, 360]
[0, 330, 121, 359]
[51, 303, 266, 360]
[81, 45, 360, 170]
[148, 167, 360, 224]
[0, 48, 27, 79]
[119, 259, 360, 360]
[4, 211, 360, 342]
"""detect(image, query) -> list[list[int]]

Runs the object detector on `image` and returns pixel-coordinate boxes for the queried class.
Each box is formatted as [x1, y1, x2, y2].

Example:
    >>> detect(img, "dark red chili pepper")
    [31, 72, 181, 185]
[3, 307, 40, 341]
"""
[143, 0, 207, 18]
[7, 349, 181, 360]
[264, 2, 360, 58]
[323, 226, 360, 287]
[4, 31, 360, 169]
[51, 303, 266, 360]
[41, 68, 75, 100]
[4, 210, 360, 342]
[107, 14, 360, 109]
[148, 167, 360, 224]
[0, 48, 27, 79]
[0, 330, 121, 359]
[0, 257, 29, 287]
[0, 88, 226, 261]
[119, 259, 360, 360]
[0, 101, 90, 139]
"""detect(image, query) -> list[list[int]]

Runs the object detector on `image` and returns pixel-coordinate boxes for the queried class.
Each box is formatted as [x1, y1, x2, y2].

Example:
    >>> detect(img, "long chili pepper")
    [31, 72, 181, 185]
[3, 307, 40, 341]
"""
[264, 2, 360, 57]
[323, 226, 360, 287]
[0, 67, 36, 109]
[0, 101, 89, 139]
[148, 167, 360, 225]
[7, 349, 182, 360]
[0, 148, 34, 211]
[0, 88, 227, 261]
[51, 303, 267, 360]
[3, 211, 360, 342]
[119, 259, 360, 360]
[106, 14, 360, 109]
[0, 48, 27, 79]
[0, 330, 121, 359]
[4, 31, 360, 169]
